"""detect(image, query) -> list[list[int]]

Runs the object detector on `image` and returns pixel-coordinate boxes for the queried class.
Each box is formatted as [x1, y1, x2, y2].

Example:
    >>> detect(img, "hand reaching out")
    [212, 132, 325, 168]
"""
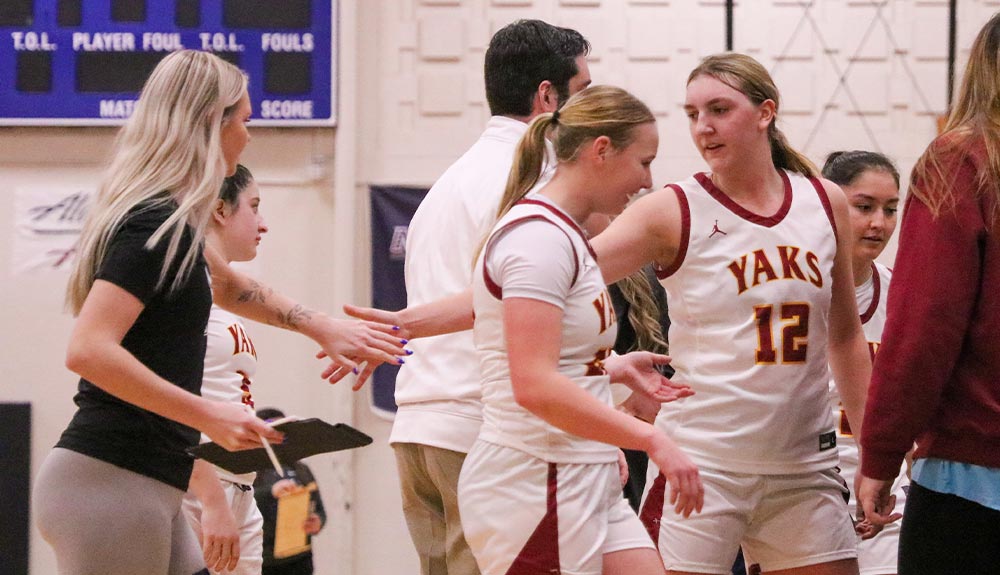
[311, 316, 408, 386]
[315, 304, 413, 389]
[605, 352, 694, 403]
[342, 304, 409, 338]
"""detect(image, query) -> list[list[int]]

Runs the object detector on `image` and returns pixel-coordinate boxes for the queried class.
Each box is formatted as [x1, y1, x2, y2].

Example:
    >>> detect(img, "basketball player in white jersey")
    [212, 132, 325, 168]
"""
[460, 85, 700, 575]
[820, 151, 906, 575]
[344, 56, 867, 573]
[348, 86, 703, 574]
[590, 54, 872, 575]
[183, 165, 269, 574]
[390, 20, 591, 575]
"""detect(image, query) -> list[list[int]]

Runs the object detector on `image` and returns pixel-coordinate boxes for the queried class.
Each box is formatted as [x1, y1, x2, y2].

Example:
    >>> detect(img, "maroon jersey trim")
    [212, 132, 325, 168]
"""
[518, 198, 598, 259]
[694, 170, 792, 227]
[505, 463, 561, 574]
[859, 262, 881, 325]
[482, 215, 580, 300]
[655, 184, 690, 279]
[639, 472, 666, 549]
[809, 176, 839, 242]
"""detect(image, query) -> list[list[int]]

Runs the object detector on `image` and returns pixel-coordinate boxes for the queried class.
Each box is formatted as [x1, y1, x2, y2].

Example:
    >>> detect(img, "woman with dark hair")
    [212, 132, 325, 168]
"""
[183, 165, 271, 575]
[823, 150, 905, 575]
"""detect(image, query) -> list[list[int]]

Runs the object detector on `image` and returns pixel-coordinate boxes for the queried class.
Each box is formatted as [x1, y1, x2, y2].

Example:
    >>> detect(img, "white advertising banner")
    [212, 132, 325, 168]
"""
[14, 187, 92, 274]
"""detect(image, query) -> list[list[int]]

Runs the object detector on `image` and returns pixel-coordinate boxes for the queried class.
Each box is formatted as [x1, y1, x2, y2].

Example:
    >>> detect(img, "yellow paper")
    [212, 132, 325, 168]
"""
[274, 487, 312, 559]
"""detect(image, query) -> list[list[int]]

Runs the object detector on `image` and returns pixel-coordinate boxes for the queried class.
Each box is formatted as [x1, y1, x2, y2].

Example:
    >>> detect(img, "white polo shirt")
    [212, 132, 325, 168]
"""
[392, 116, 533, 452]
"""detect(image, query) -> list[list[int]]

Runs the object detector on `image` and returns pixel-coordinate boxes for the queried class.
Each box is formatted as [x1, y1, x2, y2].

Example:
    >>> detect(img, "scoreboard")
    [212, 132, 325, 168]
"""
[0, 1, 336, 126]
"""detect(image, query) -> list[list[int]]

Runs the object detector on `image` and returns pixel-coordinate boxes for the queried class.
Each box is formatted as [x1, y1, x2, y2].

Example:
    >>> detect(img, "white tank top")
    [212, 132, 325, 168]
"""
[829, 262, 892, 477]
[201, 304, 258, 485]
[472, 196, 619, 464]
[657, 170, 840, 474]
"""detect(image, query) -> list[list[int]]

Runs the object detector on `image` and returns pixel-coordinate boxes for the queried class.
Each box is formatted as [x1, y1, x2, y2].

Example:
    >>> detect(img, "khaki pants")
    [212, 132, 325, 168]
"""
[394, 443, 480, 575]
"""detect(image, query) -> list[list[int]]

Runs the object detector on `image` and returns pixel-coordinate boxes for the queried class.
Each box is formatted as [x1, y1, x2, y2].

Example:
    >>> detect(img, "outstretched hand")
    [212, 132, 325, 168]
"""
[343, 304, 408, 337]
[310, 315, 407, 384]
[605, 352, 694, 403]
[312, 304, 411, 389]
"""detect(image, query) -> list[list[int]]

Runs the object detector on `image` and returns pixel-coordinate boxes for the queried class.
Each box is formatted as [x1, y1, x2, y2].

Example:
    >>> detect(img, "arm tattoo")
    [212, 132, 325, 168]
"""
[273, 304, 315, 330]
[236, 280, 273, 304]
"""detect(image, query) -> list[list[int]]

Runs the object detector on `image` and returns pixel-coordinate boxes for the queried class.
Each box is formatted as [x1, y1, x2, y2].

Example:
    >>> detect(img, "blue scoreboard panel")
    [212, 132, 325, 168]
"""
[0, 1, 336, 126]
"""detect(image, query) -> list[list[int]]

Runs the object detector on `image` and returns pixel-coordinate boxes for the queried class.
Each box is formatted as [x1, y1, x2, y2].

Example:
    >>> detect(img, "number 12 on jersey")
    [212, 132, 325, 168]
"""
[753, 302, 810, 364]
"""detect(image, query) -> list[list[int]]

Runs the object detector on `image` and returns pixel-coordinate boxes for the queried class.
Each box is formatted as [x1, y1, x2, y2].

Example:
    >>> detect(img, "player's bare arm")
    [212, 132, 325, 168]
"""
[505, 297, 703, 517]
[205, 245, 406, 385]
[592, 187, 683, 285]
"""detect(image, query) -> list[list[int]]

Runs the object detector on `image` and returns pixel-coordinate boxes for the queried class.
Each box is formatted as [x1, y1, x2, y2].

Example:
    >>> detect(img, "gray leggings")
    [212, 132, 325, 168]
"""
[34, 448, 207, 575]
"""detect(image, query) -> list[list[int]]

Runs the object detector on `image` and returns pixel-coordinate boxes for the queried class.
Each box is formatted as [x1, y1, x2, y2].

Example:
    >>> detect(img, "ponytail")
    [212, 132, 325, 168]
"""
[769, 124, 817, 177]
[496, 113, 557, 219]
[475, 85, 654, 265]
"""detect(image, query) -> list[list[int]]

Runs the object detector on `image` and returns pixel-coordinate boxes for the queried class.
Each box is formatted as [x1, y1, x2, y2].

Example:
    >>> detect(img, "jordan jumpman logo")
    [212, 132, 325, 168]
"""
[709, 220, 727, 238]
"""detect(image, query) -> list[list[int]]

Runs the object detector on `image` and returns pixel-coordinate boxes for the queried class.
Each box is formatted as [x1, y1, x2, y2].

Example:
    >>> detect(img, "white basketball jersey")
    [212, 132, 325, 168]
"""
[829, 262, 907, 494]
[472, 196, 619, 464]
[201, 304, 258, 484]
[658, 170, 840, 474]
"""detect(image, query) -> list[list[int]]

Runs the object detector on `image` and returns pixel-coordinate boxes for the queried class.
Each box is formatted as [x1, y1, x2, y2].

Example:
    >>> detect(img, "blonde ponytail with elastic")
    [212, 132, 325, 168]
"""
[496, 113, 559, 220]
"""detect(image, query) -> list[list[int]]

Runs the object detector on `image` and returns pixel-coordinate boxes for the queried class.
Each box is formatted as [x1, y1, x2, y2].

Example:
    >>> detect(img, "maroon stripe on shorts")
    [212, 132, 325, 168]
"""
[639, 472, 667, 549]
[505, 462, 560, 574]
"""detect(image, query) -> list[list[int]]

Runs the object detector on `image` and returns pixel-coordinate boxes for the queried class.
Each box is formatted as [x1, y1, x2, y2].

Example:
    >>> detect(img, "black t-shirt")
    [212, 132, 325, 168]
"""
[56, 201, 212, 491]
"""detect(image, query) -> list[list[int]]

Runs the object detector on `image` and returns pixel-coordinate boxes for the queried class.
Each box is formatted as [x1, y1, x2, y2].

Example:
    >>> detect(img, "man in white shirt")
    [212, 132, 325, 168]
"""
[395, 19, 592, 575]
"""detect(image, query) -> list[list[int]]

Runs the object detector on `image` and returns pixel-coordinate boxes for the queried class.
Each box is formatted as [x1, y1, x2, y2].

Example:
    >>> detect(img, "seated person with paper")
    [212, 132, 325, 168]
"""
[254, 408, 328, 575]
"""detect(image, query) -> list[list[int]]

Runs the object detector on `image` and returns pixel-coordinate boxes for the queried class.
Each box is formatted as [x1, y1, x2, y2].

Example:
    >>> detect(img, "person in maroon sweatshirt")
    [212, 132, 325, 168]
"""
[858, 12, 1000, 575]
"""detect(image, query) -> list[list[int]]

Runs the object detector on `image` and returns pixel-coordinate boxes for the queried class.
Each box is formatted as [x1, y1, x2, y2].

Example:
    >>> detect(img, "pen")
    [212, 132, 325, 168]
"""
[260, 434, 285, 478]
[251, 404, 284, 477]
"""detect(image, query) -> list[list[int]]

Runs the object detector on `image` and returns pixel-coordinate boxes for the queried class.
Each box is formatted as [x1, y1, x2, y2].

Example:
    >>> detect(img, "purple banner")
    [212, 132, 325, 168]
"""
[368, 185, 428, 418]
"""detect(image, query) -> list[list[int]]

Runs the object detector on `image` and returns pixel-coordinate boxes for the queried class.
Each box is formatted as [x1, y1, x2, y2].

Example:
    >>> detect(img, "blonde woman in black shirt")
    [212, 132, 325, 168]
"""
[34, 50, 405, 575]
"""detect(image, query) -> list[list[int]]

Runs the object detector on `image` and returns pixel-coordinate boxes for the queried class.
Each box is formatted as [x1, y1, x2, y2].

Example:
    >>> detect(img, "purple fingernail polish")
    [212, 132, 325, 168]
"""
[405, 349, 414, 355]
[392, 325, 401, 331]
[400, 339, 409, 344]
[397, 358, 406, 365]
[352, 367, 359, 374]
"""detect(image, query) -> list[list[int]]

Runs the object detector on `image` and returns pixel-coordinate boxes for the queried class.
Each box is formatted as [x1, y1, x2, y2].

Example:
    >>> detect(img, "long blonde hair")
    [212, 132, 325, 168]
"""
[688, 53, 817, 177]
[67, 50, 247, 314]
[912, 12, 1000, 219]
[616, 270, 669, 355]
[496, 85, 655, 220]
